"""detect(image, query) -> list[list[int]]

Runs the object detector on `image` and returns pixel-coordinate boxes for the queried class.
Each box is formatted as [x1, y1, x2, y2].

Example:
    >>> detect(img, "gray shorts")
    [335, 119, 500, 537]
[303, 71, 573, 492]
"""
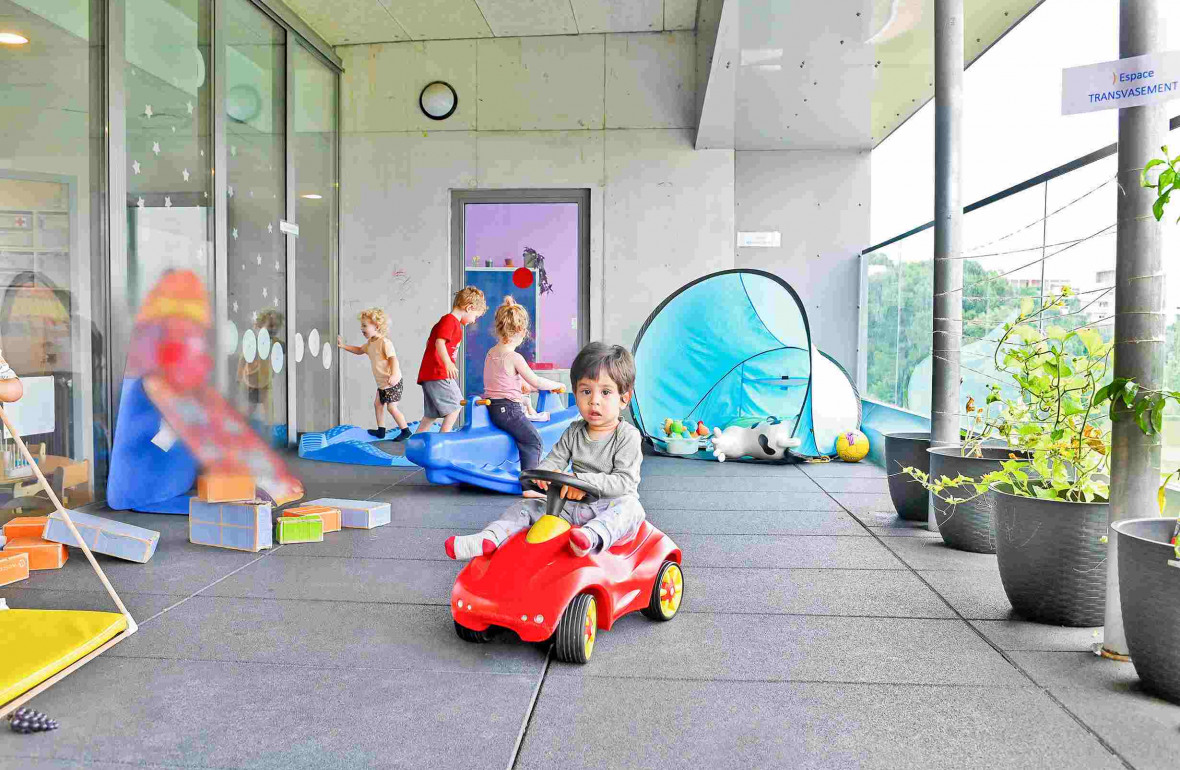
[421, 378, 462, 418]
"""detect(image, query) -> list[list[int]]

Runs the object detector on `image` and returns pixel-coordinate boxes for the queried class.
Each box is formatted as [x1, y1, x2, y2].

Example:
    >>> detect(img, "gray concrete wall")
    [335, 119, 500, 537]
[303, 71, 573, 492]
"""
[734, 149, 869, 377]
[339, 32, 735, 425]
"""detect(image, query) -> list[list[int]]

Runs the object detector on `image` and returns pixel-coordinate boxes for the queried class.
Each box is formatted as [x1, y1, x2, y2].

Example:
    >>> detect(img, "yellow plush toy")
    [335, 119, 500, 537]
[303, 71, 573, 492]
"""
[836, 430, 869, 463]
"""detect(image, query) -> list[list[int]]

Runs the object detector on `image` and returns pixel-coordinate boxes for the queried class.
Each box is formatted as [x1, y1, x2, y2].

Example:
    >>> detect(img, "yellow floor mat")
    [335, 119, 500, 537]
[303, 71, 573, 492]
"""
[0, 609, 128, 706]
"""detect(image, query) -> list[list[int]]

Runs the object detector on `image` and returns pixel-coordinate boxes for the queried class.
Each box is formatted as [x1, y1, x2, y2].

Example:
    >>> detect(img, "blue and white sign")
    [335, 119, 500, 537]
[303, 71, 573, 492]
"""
[1063, 51, 1180, 115]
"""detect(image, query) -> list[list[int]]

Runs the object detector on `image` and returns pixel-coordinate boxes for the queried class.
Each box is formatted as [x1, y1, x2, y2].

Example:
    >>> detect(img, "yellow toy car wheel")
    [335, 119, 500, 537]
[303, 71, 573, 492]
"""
[554, 593, 597, 664]
[642, 561, 684, 621]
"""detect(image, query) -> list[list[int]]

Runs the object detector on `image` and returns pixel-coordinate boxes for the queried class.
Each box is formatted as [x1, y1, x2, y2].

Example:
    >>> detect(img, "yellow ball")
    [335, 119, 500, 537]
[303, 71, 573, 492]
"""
[836, 430, 869, 462]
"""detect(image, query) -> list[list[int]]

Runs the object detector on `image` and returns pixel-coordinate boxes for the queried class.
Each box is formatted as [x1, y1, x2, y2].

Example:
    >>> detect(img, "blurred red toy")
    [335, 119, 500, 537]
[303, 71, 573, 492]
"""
[128, 270, 303, 506]
[451, 470, 684, 663]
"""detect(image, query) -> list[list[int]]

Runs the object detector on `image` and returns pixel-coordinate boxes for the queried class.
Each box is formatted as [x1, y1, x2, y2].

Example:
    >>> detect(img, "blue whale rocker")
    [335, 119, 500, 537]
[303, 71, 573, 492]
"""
[406, 390, 580, 494]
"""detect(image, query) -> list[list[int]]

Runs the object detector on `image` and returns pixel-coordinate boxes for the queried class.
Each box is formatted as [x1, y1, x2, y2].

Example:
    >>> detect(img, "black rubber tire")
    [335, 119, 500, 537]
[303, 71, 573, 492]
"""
[454, 621, 490, 643]
[554, 593, 596, 664]
[641, 561, 684, 621]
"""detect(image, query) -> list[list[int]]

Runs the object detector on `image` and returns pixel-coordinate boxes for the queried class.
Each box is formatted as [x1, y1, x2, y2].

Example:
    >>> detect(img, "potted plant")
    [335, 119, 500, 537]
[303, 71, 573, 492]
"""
[885, 431, 930, 521]
[1105, 147, 1180, 703]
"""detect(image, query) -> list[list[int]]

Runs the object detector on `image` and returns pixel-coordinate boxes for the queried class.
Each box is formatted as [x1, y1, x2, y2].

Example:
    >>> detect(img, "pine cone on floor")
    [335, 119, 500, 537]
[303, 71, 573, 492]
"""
[8, 707, 59, 734]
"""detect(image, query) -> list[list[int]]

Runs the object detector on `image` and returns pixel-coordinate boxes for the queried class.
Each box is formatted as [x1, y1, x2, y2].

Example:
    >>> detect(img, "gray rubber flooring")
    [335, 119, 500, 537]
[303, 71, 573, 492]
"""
[1, 452, 1178, 769]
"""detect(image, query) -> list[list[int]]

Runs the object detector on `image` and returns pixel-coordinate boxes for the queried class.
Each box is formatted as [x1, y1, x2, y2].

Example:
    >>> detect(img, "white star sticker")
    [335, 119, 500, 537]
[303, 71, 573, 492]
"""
[171, 76, 178, 87]
[171, 126, 176, 133]
[251, 311, 258, 322]
[228, 186, 234, 198]
[249, 190, 253, 197]
[274, 261, 280, 271]
[144, 104, 153, 118]
[152, 141, 160, 155]
[231, 146, 237, 157]
[241, 264, 245, 271]
[137, 197, 144, 209]
[267, 223, 273, 233]
[256, 255, 262, 265]
[232, 228, 238, 240]
[164, 196, 172, 208]
[186, 101, 193, 115]
[262, 287, 268, 298]
[232, 300, 239, 313]
[200, 149, 204, 157]
[182, 168, 190, 182]
[132, 160, 141, 175]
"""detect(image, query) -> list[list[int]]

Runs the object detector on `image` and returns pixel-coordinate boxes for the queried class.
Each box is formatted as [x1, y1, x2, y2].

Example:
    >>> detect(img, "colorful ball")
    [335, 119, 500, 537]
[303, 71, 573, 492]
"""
[836, 430, 869, 463]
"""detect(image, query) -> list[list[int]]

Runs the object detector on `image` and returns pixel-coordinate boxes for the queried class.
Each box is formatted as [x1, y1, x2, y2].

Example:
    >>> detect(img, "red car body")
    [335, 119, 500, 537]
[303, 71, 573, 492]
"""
[451, 520, 681, 643]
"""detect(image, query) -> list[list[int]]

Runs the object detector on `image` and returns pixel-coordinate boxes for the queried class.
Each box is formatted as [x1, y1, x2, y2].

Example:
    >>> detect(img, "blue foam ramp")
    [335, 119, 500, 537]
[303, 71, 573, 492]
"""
[106, 378, 198, 514]
[405, 391, 580, 495]
[298, 421, 438, 467]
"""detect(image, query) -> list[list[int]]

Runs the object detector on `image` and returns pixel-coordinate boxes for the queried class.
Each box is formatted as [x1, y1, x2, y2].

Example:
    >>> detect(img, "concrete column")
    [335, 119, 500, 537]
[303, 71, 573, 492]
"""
[931, 0, 964, 452]
[1104, 0, 1169, 659]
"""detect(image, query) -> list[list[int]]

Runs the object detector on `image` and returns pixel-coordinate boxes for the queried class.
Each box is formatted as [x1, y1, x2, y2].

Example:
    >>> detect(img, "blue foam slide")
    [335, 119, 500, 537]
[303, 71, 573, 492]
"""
[298, 421, 439, 467]
[405, 391, 580, 494]
[105, 377, 198, 514]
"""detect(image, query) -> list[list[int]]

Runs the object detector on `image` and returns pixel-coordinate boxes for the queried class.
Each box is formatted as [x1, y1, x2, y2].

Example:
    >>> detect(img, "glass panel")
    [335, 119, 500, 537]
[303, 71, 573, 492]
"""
[291, 42, 338, 433]
[225, 0, 286, 446]
[462, 202, 582, 397]
[0, 0, 108, 500]
[123, 0, 213, 307]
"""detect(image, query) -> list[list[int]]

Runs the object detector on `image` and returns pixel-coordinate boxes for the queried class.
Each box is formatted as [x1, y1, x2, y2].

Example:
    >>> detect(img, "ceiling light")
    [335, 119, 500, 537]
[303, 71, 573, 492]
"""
[301, 194, 322, 199]
[0, 32, 29, 45]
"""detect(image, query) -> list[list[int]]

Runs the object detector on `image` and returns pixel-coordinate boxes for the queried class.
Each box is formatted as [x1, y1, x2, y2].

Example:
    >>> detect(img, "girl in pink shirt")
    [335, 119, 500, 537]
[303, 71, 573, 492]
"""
[483, 297, 563, 480]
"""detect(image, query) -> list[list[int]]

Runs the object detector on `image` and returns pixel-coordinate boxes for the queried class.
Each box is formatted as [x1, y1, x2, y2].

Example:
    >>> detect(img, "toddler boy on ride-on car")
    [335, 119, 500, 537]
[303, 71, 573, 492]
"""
[445, 342, 646, 560]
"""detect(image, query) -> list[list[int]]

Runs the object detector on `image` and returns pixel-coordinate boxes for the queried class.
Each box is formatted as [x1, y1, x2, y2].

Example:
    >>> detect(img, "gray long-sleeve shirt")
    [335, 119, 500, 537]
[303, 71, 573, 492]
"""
[536, 419, 643, 498]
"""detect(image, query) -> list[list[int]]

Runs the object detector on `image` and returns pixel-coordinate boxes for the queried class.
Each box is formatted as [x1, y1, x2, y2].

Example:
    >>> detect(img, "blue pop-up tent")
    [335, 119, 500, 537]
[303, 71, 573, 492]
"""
[630, 269, 861, 458]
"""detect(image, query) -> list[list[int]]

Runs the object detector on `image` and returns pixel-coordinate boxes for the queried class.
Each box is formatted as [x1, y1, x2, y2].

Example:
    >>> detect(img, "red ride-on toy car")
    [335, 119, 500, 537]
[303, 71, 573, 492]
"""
[451, 469, 684, 663]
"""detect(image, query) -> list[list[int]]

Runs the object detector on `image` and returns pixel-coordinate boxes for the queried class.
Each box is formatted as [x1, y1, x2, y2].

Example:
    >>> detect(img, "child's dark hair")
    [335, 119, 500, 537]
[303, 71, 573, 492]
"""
[570, 342, 635, 394]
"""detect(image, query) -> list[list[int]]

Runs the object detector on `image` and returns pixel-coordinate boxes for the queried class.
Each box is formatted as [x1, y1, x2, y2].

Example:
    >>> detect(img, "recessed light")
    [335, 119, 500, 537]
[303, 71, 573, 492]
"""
[301, 194, 322, 199]
[0, 32, 29, 45]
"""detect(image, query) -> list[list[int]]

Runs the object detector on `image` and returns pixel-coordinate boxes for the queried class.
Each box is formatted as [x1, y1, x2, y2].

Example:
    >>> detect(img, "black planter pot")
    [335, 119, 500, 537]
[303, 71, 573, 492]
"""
[927, 446, 1018, 553]
[884, 432, 930, 522]
[1113, 517, 1180, 704]
[992, 487, 1107, 626]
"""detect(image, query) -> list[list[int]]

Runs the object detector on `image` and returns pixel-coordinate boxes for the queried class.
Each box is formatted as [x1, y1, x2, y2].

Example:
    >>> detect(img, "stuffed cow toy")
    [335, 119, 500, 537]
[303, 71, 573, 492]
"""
[710, 419, 800, 463]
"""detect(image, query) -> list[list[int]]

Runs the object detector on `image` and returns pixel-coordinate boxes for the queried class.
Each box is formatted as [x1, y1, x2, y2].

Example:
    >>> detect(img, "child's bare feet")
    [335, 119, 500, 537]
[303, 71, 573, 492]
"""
[445, 533, 497, 560]
[568, 527, 599, 557]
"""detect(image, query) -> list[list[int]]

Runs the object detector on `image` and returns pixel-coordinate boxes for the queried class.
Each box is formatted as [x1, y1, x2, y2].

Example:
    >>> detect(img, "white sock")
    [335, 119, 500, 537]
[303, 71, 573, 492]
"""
[451, 532, 495, 560]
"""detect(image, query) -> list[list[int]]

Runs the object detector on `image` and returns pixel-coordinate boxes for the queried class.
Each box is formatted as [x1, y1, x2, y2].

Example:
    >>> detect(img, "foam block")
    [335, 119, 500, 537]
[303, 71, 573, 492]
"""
[304, 498, 390, 529]
[0, 552, 29, 587]
[4, 537, 68, 570]
[197, 474, 257, 503]
[188, 498, 272, 552]
[283, 505, 341, 533]
[275, 514, 323, 544]
[3, 516, 48, 540]
[42, 510, 160, 564]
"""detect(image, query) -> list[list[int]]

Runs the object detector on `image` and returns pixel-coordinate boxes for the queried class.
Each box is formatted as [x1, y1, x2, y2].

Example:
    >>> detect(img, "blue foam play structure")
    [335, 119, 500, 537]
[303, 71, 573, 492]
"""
[298, 421, 439, 467]
[405, 391, 579, 494]
[106, 377, 198, 514]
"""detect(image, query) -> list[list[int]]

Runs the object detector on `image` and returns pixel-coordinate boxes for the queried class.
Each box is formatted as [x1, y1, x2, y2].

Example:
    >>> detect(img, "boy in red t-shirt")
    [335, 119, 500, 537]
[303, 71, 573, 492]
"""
[416, 286, 487, 433]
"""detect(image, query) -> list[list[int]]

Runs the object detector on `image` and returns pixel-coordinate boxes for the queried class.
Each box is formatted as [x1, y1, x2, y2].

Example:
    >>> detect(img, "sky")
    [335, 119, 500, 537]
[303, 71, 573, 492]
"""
[870, 0, 1180, 314]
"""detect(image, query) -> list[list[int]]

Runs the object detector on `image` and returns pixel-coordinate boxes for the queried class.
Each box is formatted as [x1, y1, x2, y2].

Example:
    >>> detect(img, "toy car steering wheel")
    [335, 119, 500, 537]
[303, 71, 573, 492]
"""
[519, 469, 602, 517]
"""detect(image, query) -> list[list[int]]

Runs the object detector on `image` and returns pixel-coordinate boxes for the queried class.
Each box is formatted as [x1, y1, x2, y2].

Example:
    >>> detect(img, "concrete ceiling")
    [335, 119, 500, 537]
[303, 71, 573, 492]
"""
[282, 0, 699, 45]
[701, 0, 1043, 151]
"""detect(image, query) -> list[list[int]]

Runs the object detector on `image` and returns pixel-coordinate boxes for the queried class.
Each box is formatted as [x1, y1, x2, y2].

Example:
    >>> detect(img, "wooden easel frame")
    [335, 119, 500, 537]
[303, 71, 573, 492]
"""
[0, 404, 138, 718]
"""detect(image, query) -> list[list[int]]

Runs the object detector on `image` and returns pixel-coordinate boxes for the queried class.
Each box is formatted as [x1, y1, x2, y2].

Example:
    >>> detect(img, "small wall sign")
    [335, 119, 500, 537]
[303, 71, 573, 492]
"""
[737, 231, 781, 248]
[1062, 51, 1180, 115]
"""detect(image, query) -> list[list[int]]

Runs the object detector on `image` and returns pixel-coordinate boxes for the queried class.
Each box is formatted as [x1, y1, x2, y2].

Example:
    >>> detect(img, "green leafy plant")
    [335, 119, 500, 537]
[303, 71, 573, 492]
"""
[1142, 145, 1180, 224]
[903, 289, 1114, 505]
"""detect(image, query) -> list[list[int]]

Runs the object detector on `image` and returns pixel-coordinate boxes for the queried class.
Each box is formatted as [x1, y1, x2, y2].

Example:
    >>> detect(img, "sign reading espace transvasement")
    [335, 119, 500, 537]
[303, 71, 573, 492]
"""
[1062, 51, 1180, 115]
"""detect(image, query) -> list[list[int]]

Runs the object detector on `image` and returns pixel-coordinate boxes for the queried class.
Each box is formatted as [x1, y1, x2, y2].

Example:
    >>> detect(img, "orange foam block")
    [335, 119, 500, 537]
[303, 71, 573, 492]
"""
[3, 516, 48, 540]
[197, 474, 257, 503]
[4, 537, 68, 570]
[0, 551, 29, 586]
[282, 505, 342, 533]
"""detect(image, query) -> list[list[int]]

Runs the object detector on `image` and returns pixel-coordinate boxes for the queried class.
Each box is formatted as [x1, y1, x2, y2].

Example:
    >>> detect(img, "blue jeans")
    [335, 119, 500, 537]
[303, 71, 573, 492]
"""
[488, 399, 543, 472]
